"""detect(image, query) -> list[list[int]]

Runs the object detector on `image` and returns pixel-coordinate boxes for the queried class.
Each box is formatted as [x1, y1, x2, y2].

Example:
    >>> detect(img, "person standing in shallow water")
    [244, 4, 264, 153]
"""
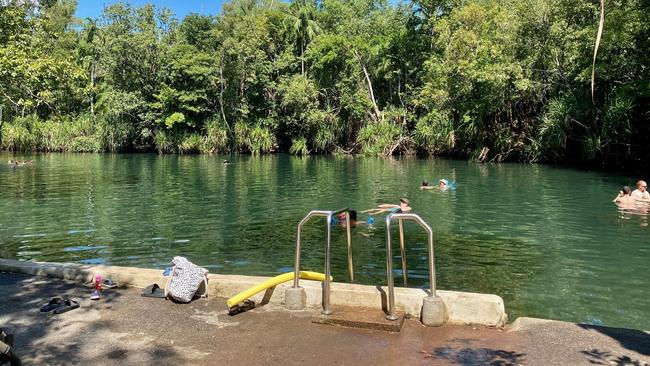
[631, 180, 650, 203]
[613, 186, 637, 209]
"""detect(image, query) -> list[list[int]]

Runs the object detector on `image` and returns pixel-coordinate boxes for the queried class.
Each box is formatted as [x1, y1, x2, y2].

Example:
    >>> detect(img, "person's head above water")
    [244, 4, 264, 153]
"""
[439, 179, 448, 189]
[337, 210, 358, 221]
[399, 197, 410, 208]
[636, 180, 647, 192]
[421, 180, 429, 187]
[349, 210, 357, 221]
[622, 186, 632, 195]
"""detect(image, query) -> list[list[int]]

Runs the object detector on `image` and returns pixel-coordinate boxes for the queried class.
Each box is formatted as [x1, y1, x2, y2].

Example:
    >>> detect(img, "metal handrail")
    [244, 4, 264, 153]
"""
[385, 212, 436, 321]
[398, 219, 407, 287]
[292, 208, 353, 315]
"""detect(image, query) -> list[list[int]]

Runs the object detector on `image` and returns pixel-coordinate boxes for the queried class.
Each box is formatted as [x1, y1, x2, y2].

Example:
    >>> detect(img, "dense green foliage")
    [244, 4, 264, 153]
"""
[0, 0, 648, 166]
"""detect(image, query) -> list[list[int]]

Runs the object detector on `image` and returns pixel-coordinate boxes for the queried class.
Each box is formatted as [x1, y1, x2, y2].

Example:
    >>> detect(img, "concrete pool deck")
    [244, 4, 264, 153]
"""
[0, 272, 649, 366]
[0, 259, 507, 327]
[0, 263, 649, 365]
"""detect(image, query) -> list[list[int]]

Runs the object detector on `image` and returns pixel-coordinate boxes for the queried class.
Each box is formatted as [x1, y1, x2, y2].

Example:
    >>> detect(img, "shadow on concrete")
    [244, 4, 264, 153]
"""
[226, 286, 275, 316]
[0, 272, 185, 364]
[86, 344, 183, 364]
[0, 272, 118, 361]
[260, 286, 275, 305]
[421, 346, 525, 366]
[581, 349, 648, 366]
[578, 324, 650, 356]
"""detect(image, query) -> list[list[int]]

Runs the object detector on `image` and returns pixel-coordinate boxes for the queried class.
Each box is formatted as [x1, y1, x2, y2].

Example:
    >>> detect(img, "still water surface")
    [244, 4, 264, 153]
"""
[1, 153, 648, 329]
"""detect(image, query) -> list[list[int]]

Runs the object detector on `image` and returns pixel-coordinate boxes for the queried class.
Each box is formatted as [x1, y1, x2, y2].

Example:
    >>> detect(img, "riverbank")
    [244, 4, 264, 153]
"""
[1, 271, 648, 365]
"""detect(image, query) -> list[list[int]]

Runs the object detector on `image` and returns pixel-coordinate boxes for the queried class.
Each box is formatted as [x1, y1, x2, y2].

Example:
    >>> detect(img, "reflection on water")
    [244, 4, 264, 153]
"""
[616, 205, 650, 227]
[0, 153, 648, 330]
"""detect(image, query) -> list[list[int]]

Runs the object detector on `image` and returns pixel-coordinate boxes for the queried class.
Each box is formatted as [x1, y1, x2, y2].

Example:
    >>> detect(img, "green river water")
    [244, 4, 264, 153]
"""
[0, 153, 648, 329]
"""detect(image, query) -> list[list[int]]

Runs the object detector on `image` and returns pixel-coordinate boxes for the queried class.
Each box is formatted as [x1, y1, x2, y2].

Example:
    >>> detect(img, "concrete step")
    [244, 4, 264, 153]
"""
[312, 305, 405, 332]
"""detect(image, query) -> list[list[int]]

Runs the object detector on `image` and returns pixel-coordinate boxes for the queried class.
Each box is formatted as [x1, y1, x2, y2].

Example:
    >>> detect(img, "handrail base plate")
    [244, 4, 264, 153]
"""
[312, 306, 405, 332]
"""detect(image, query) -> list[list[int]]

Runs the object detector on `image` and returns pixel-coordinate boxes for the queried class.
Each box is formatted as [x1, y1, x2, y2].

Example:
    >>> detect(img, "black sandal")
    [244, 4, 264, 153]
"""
[40, 298, 65, 312]
[141, 284, 166, 298]
[53, 299, 79, 314]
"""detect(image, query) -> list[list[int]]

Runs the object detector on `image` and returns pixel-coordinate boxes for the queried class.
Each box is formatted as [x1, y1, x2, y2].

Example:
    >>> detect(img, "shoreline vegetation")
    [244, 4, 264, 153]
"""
[0, 0, 648, 167]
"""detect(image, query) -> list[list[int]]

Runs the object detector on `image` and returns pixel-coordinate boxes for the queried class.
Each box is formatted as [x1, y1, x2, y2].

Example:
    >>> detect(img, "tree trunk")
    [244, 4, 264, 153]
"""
[398, 73, 405, 108]
[301, 40, 305, 76]
[90, 62, 95, 116]
[591, 0, 605, 104]
[355, 50, 381, 122]
[219, 64, 229, 128]
[0, 106, 3, 142]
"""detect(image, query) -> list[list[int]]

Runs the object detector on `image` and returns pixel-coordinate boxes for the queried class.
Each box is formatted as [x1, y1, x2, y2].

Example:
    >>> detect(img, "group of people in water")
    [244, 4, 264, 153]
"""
[348, 177, 648, 226]
[336, 178, 455, 228]
[613, 180, 650, 209]
[7, 160, 33, 167]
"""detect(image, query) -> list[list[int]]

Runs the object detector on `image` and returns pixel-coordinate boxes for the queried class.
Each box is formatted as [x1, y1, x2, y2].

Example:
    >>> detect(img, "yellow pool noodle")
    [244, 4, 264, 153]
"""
[226, 271, 331, 308]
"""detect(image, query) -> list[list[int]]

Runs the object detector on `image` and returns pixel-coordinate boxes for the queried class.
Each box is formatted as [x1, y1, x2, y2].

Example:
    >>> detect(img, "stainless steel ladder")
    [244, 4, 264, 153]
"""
[384, 212, 445, 324]
[291, 208, 354, 315]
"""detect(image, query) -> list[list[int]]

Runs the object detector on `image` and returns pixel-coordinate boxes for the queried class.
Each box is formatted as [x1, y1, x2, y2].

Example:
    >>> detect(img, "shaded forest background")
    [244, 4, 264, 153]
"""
[0, 0, 648, 167]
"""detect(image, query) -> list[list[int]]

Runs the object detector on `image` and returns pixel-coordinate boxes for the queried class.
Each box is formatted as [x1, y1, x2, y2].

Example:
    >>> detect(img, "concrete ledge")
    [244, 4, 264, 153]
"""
[509, 317, 650, 334]
[0, 259, 507, 327]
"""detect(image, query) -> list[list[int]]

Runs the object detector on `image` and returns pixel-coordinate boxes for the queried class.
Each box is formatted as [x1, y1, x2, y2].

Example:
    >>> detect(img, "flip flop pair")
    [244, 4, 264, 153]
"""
[40, 298, 80, 314]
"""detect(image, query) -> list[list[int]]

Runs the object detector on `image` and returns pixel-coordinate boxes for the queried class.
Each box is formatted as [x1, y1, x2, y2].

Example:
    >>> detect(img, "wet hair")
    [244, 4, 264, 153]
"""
[349, 210, 357, 221]
[623, 186, 631, 194]
[421, 181, 428, 187]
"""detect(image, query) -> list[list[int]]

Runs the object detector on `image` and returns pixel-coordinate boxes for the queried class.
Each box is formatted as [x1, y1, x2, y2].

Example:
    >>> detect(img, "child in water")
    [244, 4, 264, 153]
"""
[613, 186, 637, 209]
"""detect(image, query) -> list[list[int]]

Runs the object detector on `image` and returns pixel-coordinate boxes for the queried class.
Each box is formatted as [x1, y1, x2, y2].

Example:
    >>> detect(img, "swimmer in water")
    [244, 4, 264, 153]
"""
[631, 180, 650, 203]
[420, 181, 435, 190]
[362, 198, 411, 215]
[421, 179, 452, 190]
[613, 186, 637, 209]
[337, 210, 362, 228]
[9, 160, 32, 167]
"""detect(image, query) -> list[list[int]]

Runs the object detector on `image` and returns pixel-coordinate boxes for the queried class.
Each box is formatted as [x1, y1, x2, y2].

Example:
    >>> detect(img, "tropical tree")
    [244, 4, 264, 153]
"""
[284, 0, 321, 75]
[0, 0, 647, 166]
